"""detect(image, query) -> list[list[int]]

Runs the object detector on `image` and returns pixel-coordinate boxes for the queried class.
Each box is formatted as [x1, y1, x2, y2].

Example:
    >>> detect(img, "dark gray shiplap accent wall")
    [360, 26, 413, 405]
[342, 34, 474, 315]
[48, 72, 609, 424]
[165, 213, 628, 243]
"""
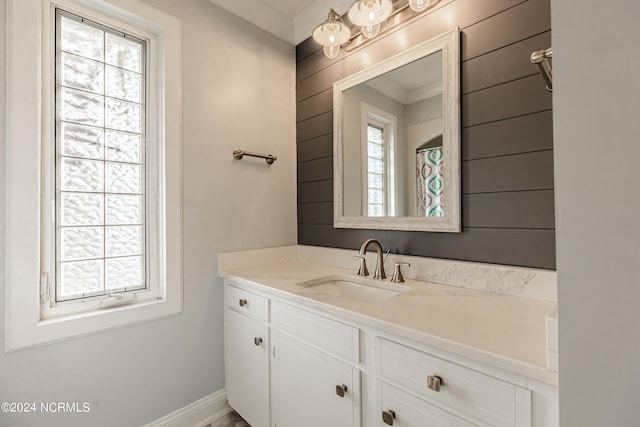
[295, 0, 555, 269]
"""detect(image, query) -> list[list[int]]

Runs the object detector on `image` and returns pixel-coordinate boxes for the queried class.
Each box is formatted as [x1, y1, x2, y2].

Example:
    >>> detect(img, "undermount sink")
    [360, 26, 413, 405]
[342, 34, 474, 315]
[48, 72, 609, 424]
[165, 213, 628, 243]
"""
[295, 275, 410, 303]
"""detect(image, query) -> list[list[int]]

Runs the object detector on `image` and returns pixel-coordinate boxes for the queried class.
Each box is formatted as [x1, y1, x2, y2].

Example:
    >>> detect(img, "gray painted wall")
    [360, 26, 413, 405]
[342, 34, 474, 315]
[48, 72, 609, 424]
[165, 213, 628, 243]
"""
[0, 0, 297, 426]
[296, 0, 556, 270]
[552, 0, 640, 424]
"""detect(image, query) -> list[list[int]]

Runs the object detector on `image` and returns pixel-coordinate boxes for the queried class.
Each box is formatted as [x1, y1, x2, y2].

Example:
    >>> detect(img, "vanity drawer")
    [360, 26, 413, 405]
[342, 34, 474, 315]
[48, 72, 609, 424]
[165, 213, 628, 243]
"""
[377, 338, 518, 426]
[225, 284, 269, 322]
[377, 380, 478, 427]
[277, 301, 360, 362]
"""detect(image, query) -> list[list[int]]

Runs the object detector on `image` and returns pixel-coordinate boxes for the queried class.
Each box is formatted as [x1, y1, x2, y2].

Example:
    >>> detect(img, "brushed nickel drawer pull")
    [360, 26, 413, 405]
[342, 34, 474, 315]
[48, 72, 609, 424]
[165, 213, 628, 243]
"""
[427, 375, 442, 392]
[254, 337, 263, 346]
[335, 384, 347, 397]
[239, 299, 248, 307]
[382, 409, 395, 425]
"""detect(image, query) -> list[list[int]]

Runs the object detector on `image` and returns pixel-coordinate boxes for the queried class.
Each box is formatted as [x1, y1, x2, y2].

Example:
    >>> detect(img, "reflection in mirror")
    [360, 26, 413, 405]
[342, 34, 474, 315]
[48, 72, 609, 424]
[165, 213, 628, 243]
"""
[334, 28, 460, 232]
[342, 51, 443, 218]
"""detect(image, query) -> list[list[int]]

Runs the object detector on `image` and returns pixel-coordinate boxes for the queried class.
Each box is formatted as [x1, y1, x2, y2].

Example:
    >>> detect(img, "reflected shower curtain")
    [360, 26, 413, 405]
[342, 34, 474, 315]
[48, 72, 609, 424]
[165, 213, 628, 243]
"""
[416, 147, 444, 217]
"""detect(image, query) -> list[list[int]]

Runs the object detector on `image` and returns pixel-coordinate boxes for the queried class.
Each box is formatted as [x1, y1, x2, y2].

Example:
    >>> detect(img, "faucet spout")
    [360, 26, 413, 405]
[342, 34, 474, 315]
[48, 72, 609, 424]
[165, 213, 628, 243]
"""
[359, 239, 386, 279]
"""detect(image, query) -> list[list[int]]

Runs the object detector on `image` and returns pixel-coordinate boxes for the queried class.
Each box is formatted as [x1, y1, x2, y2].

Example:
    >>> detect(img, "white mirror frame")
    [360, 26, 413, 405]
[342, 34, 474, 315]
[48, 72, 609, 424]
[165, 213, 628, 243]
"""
[333, 27, 460, 232]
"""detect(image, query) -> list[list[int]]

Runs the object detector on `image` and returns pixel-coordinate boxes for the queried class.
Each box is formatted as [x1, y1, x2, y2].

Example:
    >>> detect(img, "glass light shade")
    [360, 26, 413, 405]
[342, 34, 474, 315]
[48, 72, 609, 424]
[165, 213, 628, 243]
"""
[312, 9, 351, 52]
[408, 0, 434, 12]
[323, 45, 341, 59]
[348, 0, 393, 28]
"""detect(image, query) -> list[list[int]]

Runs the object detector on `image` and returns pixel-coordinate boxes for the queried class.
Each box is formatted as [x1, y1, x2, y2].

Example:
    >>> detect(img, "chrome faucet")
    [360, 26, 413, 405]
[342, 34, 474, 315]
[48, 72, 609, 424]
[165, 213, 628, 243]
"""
[358, 239, 386, 279]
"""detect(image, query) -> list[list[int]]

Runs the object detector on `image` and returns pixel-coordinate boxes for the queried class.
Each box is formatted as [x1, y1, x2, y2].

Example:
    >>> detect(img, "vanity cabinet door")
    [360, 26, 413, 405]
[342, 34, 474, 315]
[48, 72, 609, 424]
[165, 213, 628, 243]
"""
[225, 308, 270, 427]
[274, 333, 360, 427]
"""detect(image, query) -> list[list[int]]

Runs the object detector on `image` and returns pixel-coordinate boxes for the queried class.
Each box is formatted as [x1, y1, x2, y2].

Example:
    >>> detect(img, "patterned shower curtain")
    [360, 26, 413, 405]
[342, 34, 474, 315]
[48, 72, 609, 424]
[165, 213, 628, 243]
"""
[416, 147, 444, 217]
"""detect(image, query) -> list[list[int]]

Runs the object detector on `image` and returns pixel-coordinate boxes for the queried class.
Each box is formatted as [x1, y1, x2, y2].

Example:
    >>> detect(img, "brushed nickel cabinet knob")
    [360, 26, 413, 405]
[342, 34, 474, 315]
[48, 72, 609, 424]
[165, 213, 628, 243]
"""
[335, 384, 348, 397]
[382, 409, 396, 425]
[427, 375, 442, 392]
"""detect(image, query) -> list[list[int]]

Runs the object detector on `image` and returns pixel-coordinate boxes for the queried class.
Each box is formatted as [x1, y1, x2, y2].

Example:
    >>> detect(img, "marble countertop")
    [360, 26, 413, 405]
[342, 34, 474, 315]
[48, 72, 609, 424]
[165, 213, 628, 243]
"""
[219, 260, 558, 386]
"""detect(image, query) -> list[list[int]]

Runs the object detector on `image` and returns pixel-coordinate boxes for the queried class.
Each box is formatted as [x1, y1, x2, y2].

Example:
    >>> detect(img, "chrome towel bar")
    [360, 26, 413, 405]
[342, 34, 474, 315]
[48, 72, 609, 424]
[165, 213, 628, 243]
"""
[531, 47, 552, 92]
[232, 149, 277, 165]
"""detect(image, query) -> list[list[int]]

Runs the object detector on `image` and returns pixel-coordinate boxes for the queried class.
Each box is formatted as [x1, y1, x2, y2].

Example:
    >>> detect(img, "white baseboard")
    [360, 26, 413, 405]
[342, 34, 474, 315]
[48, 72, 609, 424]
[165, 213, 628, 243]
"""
[143, 389, 232, 427]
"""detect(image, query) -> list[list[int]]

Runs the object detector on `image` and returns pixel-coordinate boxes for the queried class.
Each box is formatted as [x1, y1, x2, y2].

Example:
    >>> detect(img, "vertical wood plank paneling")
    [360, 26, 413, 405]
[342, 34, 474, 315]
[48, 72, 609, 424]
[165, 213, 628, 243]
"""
[295, 0, 555, 270]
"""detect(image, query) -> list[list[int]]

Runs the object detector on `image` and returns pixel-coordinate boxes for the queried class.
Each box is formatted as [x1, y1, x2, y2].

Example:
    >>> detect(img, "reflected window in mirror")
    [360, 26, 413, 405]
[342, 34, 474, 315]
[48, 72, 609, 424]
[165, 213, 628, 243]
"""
[363, 104, 397, 217]
[367, 123, 385, 217]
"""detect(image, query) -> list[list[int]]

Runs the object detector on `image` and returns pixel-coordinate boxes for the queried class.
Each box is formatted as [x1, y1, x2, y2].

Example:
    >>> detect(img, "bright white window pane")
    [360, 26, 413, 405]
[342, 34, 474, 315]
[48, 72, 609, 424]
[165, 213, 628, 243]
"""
[368, 141, 383, 159]
[106, 66, 141, 102]
[106, 226, 142, 257]
[106, 195, 142, 225]
[60, 193, 104, 226]
[368, 157, 383, 174]
[105, 33, 142, 72]
[106, 98, 141, 133]
[105, 163, 141, 193]
[61, 227, 104, 261]
[60, 260, 104, 297]
[368, 126, 383, 144]
[61, 52, 104, 94]
[368, 204, 383, 216]
[60, 122, 104, 160]
[61, 158, 104, 192]
[368, 189, 383, 204]
[54, 10, 146, 303]
[60, 16, 104, 61]
[368, 173, 383, 189]
[105, 130, 140, 163]
[106, 256, 143, 290]
[60, 87, 104, 127]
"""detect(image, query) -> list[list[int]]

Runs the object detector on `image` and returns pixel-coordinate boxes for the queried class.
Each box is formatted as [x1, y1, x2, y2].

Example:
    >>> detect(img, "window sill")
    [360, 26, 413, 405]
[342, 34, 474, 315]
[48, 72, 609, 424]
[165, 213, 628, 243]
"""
[7, 297, 182, 352]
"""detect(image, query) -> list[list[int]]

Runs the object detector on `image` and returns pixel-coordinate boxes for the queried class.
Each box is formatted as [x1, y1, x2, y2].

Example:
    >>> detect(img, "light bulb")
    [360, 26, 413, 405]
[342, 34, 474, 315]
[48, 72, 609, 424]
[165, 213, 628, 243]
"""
[361, 23, 380, 38]
[367, 7, 377, 25]
[323, 44, 340, 59]
[409, 0, 431, 12]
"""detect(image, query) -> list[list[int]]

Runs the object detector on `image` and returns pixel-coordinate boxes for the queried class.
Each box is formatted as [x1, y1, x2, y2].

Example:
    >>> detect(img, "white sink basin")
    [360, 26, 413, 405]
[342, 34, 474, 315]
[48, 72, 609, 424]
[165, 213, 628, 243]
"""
[296, 275, 410, 303]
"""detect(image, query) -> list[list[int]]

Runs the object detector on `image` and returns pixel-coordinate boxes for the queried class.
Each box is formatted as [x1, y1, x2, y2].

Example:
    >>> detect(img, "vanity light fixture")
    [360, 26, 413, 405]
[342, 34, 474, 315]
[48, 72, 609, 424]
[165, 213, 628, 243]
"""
[314, 0, 441, 59]
[312, 9, 352, 59]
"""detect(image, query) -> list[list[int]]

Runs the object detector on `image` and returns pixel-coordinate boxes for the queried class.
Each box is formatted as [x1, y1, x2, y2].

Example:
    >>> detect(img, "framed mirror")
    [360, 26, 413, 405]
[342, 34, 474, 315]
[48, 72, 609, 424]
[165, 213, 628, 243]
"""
[333, 27, 460, 232]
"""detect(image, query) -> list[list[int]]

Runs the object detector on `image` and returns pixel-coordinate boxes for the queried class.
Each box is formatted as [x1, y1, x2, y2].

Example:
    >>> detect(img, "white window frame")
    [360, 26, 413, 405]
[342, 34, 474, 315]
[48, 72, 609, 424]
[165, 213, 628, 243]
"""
[5, 0, 182, 352]
[360, 102, 397, 216]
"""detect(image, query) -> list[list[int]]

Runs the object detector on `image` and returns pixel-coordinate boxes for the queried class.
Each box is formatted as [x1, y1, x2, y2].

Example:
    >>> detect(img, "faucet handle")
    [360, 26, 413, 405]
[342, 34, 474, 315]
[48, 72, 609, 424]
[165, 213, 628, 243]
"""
[353, 255, 369, 277]
[391, 262, 410, 283]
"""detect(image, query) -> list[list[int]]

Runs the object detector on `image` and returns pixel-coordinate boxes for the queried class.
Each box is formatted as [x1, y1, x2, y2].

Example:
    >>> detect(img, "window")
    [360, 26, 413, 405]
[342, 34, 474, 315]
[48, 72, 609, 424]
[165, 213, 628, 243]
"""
[53, 10, 147, 305]
[366, 123, 385, 216]
[5, 0, 182, 351]
[361, 103, 397, 217]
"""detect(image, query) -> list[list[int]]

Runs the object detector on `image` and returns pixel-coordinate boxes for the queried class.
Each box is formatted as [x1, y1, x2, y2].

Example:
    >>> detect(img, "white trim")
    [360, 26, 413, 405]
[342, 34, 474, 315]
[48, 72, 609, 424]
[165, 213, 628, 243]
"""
[4, 0, 183, 352]
[142, 389, 233, 427]
[333, 27, 461, 232]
